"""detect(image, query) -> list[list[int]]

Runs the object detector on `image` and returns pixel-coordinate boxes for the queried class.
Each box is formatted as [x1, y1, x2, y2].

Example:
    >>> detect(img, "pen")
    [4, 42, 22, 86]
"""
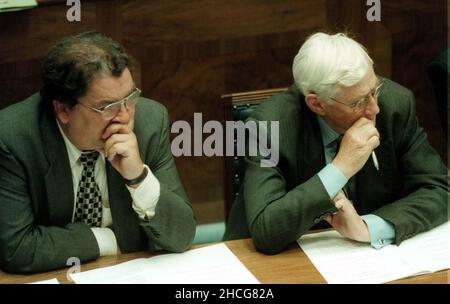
[371, 151, 379, 171]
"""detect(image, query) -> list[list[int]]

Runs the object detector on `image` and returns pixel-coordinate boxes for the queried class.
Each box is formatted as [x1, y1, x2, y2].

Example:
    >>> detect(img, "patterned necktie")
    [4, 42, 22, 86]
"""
[74, 151, 102, 227]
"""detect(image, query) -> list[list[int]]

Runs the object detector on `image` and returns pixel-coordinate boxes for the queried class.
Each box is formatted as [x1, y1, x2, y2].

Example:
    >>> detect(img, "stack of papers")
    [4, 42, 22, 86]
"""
[0, 0, 37, 13]
[297, 221, 450, 284]
[70, 243, 259, 284]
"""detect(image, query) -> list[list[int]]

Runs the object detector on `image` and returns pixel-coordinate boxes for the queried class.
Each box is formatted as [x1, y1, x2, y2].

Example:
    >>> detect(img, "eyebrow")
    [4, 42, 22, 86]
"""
[96, 84, 136, 107]
[352, 79, 379, 102]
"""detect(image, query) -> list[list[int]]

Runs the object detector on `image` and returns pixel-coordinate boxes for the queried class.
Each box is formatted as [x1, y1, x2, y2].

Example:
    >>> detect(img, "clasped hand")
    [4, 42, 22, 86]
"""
[324, 190, 370, 243]
[332, 117, 380, 179]
[102, 121, 144, 181]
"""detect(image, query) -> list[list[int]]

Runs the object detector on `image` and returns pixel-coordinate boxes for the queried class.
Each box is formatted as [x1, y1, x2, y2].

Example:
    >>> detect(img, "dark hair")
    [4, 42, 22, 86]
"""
[40, 31, 132, 112]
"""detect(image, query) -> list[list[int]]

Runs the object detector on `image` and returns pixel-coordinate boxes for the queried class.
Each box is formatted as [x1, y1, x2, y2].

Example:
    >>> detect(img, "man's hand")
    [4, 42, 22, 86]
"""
[325, 190, 370, 243]
[103, 122, 144, 181]
[332, 117, 380, 179]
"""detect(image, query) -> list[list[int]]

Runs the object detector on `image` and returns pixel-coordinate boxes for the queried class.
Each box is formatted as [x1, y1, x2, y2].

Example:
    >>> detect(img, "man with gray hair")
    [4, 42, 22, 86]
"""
[224, 32, 448, 254]
[0, 32, 196, 273]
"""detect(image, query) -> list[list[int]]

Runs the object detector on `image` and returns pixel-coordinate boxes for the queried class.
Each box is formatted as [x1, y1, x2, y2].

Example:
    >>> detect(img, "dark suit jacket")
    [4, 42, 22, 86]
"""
[0, 94, 196, 273]
[224, 80, 448, 254]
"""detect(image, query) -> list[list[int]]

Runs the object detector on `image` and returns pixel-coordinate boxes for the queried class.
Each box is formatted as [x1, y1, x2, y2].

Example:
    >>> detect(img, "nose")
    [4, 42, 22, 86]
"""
[112, 103, 130, 124]
[364, 96, 380, 118]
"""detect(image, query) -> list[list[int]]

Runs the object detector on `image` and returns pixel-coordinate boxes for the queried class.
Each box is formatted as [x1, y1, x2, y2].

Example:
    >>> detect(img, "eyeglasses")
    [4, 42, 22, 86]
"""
[78, 87, 141, 120]
[331, 80, 383, 112]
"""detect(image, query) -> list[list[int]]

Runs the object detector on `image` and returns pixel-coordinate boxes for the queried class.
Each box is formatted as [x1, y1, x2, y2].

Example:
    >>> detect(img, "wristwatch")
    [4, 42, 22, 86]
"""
[124, 166, 148, 186]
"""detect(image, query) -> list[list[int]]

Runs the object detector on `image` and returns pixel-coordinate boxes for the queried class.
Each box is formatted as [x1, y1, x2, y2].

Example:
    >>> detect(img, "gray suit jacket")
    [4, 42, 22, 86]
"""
[0, 94, 196, 273]
[224, 80, 448, 254]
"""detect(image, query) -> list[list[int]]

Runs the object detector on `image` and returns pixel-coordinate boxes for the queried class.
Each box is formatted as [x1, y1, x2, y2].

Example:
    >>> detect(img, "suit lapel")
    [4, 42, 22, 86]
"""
[106, 162, 144, 252]
[40, 111, 74, 226]
[300, 109, 326, 178]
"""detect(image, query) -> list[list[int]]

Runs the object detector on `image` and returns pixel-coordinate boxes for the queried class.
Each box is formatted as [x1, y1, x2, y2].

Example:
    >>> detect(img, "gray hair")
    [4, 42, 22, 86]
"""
[292, 32, 373, 101]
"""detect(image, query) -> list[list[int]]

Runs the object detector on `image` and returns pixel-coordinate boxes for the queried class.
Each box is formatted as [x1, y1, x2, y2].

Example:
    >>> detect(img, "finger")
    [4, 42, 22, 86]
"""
[333, 194, 344, 205]
[105, 142, 129, 161]
[334, 199, 344, 210]
[339, 199, 358, 215]
[352, 117, 374, 128]
[367, 135, 380, 150]
[359, 124, 380, 141]
[358, 121, 378, 135]
[333, 190, 346, 201]
[127, 118, 135, 130]
[102, 123, 131, 139]
[104, 133, 130, 151]
[342, 124, 377, 146]
[103, 134, 129, 157]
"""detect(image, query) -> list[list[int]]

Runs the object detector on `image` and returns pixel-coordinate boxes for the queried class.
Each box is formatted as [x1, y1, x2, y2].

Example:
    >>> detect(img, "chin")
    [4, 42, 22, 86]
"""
[95, 143, 105, 151]
[84, 142, 104, 152]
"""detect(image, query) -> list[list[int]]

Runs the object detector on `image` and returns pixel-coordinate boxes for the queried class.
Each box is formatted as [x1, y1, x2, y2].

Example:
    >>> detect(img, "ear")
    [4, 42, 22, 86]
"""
[304, 93, 326, 116]
[53, 100, 71, 124]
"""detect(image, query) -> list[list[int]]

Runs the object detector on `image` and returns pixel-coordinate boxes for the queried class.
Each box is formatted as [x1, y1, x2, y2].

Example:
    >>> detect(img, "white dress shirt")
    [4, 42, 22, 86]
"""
[56, 121, 160, 255]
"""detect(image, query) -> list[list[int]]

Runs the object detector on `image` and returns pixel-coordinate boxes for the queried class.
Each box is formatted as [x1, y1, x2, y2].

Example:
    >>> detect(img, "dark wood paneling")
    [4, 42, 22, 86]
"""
[0, 0, 120, 107]
[377, 1, 447, 158]
[0, 59, 42, 107]
[122, 1, 326, 45]
[0, 4, 96, 64]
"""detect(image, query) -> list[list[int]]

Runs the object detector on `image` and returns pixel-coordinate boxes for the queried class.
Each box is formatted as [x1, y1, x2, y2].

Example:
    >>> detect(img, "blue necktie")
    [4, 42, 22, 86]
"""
[333, 136, 355, 200]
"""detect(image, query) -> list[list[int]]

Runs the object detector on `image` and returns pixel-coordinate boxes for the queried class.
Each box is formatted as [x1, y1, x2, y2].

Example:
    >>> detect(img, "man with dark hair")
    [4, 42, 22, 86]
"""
[0, 32, 196, 273]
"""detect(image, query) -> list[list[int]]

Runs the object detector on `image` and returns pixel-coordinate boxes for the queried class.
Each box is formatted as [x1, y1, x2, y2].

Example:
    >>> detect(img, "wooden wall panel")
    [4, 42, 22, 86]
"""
[0, 0, 123, 108]
[121, 1, 326, 47]
[374, 1, 447, 158]
[0, 59, 43, 109]
[0, 4, 96, 64]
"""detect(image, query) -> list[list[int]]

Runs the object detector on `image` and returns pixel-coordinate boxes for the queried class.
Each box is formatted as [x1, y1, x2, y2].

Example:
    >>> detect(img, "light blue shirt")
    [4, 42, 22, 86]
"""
[316, 116, 395, 249]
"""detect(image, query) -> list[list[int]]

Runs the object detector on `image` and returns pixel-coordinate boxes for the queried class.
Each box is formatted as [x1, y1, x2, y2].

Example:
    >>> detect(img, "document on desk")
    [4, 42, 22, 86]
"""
[297, 221, 450, 284]
[70, 243, 260, 284]
[29, 278, 59, 284]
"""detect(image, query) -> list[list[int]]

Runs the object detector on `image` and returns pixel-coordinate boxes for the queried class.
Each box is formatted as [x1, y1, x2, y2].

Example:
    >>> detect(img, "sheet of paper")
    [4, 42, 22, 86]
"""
[70, 243, 260, 284]
[297, 221, 450, 284]
[30, 278, 59, 284]
[396, 221, 450, 274]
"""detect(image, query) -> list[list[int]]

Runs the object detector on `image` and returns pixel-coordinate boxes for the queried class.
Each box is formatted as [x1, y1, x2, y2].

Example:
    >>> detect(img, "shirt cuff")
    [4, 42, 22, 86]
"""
[126, 165, 160, 220]
[91, 227, 118, 256]
[318, 163, 348, 198]
[362, 214, 396, 249]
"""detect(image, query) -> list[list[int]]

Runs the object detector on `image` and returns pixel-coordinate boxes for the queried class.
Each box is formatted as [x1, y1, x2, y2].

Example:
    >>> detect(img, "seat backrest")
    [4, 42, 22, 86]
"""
[221, 88, 288, 220]
[427, 47, 449, 141]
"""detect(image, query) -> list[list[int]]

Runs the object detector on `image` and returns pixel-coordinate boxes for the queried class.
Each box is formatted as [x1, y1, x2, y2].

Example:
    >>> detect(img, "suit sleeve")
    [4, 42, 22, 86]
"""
[372, 91, 448, 244]
[140, 107, 196, 253]
[0, 140, 99, 274]
[243, 119, 338, 254]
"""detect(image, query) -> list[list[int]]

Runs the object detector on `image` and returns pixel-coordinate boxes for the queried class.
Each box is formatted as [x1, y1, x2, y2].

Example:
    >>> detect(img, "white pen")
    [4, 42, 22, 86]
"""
[371, 151, 379, 171]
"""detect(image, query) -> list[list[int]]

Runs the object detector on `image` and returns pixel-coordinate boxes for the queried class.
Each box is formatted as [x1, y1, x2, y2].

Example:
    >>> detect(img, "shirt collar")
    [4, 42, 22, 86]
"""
[317, 115, 340, 147]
